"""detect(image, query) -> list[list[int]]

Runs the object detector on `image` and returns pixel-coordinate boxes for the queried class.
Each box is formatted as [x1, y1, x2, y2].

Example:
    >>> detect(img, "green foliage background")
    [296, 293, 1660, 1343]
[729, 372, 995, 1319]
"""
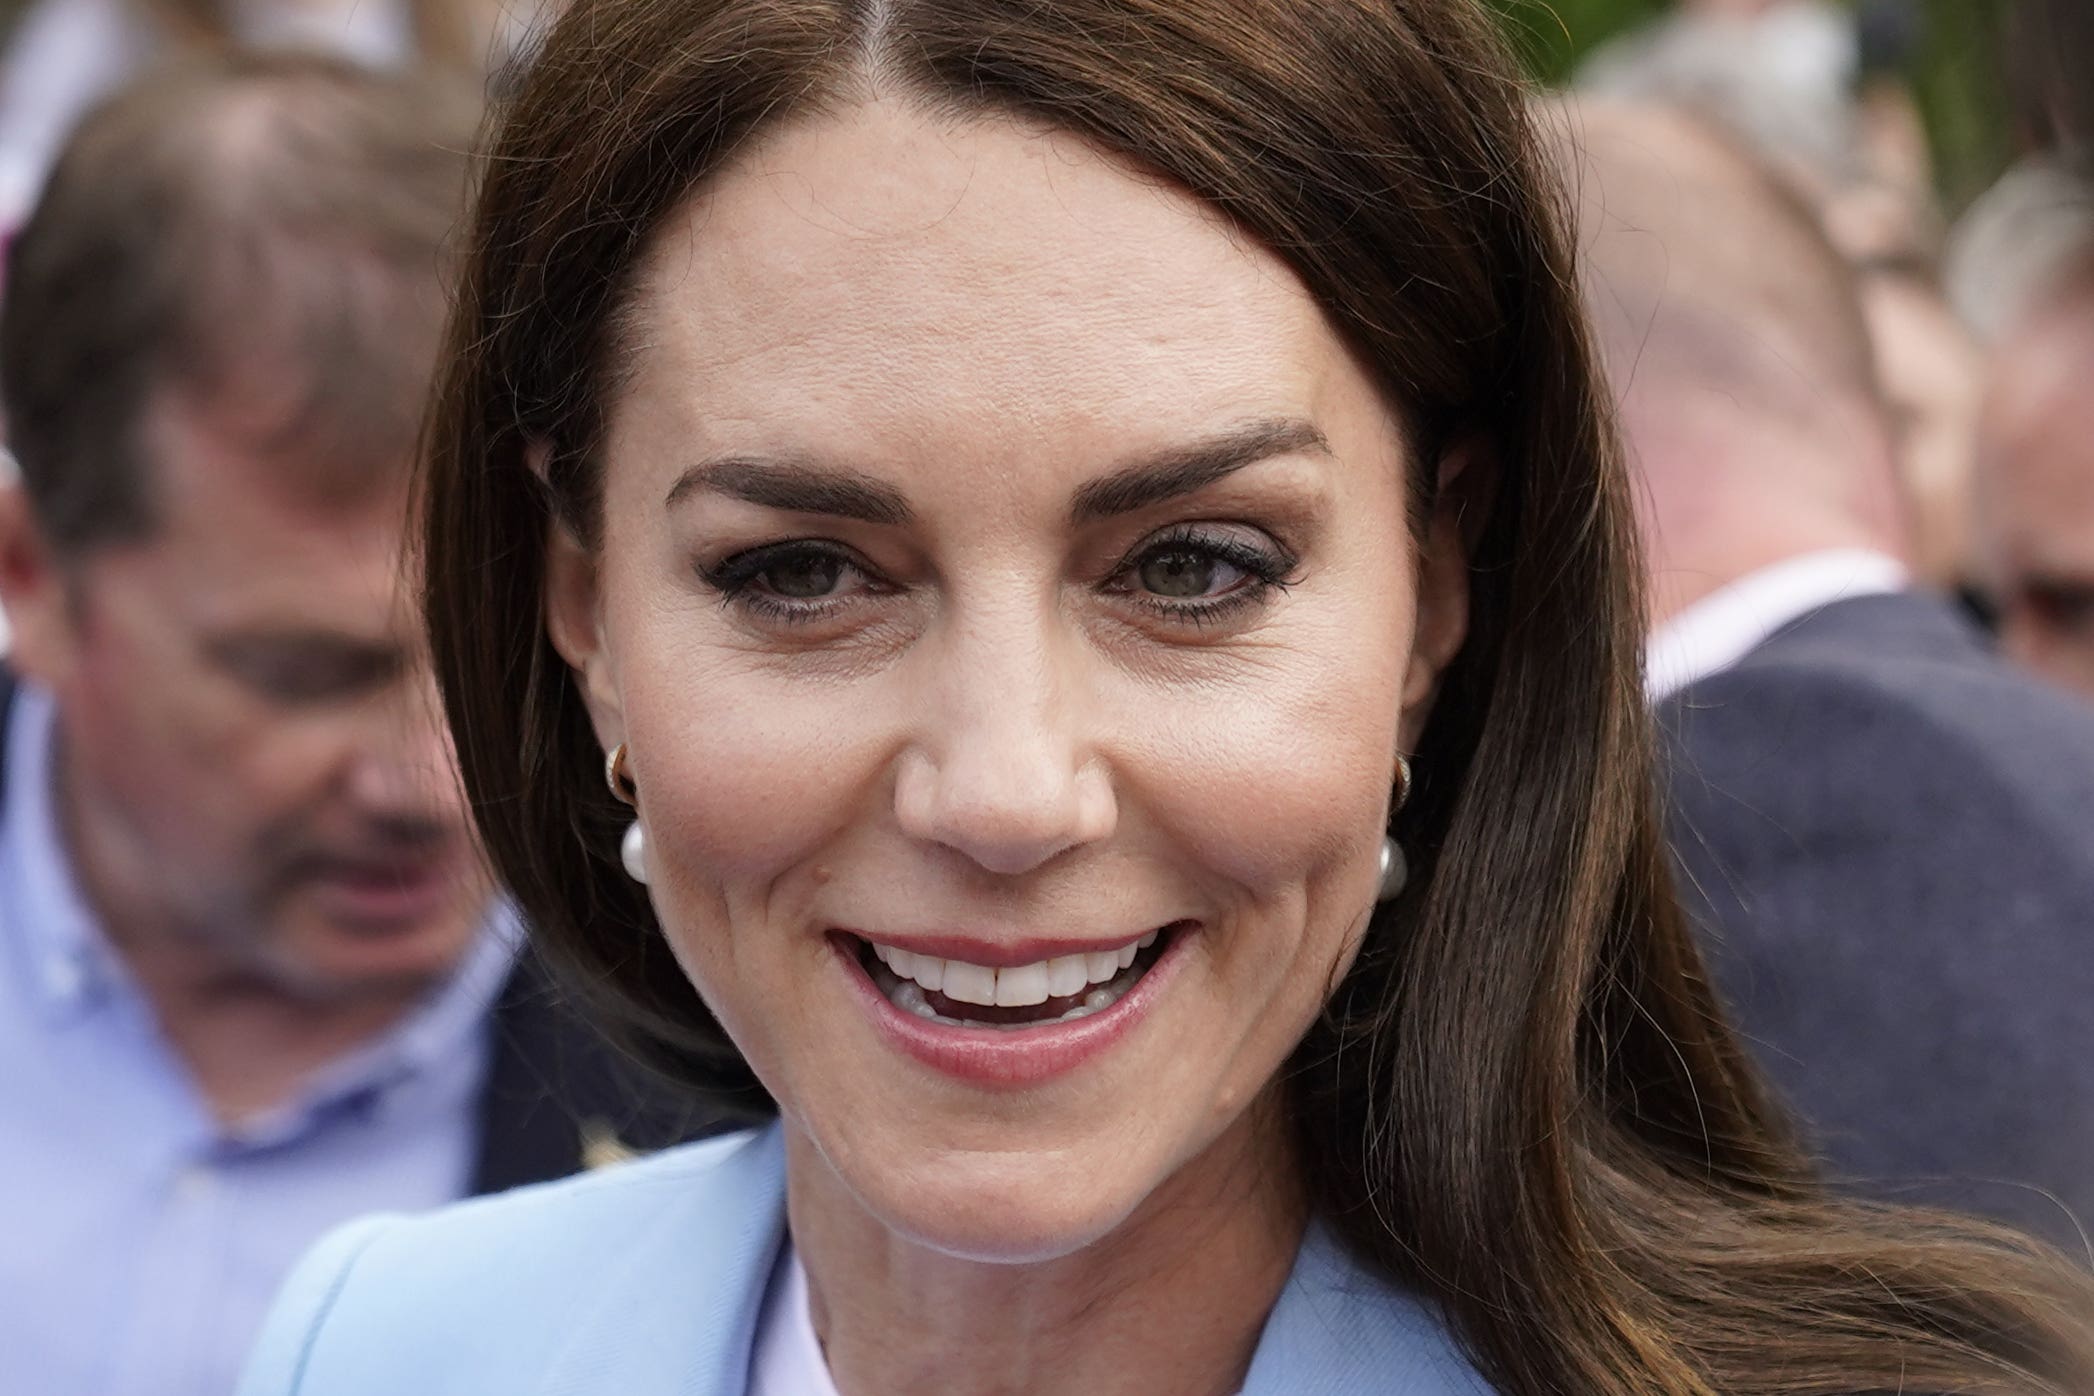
[1487, 0, 2019, 208]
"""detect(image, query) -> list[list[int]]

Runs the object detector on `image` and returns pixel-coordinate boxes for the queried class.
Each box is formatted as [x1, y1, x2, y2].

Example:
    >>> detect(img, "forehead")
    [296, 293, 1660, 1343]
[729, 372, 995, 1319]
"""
[616, 99, 1370, 473]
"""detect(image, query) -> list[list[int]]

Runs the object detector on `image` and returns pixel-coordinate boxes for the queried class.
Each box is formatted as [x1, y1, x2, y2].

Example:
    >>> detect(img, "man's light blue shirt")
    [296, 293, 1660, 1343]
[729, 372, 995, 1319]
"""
[0, 684, 516, 1396]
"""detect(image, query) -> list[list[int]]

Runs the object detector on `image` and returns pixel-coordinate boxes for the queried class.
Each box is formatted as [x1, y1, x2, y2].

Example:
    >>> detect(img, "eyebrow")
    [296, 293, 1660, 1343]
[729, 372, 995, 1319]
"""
[1067, 417, 1330, 523]
[665, 457, 914, 525]
[662, 416, 1329, 527]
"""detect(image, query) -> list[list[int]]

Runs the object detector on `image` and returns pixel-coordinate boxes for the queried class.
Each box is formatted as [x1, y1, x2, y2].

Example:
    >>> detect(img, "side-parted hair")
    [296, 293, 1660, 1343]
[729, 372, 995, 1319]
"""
[0, 53, 479, 553]
[421, 3, 2094, 1393]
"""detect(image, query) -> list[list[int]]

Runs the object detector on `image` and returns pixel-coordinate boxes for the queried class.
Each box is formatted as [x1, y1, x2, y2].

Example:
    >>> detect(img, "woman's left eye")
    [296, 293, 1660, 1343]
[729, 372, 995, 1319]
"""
[1135, 546, 1248, 599]
[1109, 528, 1295, 619]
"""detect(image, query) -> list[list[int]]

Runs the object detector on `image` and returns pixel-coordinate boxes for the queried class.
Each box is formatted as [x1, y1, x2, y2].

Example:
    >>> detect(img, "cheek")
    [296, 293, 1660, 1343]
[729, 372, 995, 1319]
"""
[613, 641, 891, 1023]
[621, 655, 875, 881]
[66, 638, 343, 852]
[68, 643, 234, 819]
[1132, 589, 1415, 895]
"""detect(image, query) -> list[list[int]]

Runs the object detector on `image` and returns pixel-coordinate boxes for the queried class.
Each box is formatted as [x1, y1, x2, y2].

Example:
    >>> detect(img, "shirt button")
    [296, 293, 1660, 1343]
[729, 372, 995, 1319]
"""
[173, 1166, 215, 1202]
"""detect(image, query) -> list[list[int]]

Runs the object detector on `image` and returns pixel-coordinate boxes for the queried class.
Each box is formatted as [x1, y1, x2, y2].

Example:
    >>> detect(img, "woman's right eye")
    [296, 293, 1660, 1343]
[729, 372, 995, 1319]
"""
[754, 549, 850, 599]
[697, 541, 879, 619]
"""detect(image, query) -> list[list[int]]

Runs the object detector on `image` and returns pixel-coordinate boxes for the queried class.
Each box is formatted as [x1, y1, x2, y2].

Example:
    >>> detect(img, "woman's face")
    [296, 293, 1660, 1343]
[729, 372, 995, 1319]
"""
[548, 99, 1473, 1261]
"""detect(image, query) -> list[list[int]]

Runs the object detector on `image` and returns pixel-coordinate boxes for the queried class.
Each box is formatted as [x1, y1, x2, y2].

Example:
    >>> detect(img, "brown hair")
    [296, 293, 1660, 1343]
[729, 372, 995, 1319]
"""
[0, 52, 479, 553]
[422, 3, 2094, 1392]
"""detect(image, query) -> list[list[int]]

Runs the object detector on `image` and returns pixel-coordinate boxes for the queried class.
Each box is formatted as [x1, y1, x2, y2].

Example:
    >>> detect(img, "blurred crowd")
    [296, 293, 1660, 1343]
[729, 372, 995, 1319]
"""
[0, 0, 2089, 1393]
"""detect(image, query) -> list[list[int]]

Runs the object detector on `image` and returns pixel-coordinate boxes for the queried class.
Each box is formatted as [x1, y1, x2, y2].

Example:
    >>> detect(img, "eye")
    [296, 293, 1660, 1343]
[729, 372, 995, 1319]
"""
[1135, 546, 1247, 600]
[2024, 582, 2094, 634]
[696, 540, 885, 621]
[1107, 525, 1297, 622]
[757, 549, 851, 599]
[211, 638, 402, 707]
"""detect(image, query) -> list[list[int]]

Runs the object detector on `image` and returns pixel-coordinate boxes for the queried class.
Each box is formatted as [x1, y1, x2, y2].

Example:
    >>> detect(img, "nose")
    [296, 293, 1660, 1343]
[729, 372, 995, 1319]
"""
[892, 614, 1117, 877]
[343, 676, 465, 824]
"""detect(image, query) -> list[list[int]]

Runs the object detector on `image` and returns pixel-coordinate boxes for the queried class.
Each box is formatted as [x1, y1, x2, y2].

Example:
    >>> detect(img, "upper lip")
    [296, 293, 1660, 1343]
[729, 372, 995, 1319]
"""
[305, 852, 450, 884]
[837, 925, 1184, 969]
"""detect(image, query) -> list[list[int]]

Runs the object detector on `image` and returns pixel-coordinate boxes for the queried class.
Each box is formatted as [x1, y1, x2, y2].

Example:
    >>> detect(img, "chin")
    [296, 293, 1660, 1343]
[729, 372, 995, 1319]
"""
[861, 1145, 1152, 1265]
[272, 909, 487, 1000]
[795, 1095, 1181, 1265]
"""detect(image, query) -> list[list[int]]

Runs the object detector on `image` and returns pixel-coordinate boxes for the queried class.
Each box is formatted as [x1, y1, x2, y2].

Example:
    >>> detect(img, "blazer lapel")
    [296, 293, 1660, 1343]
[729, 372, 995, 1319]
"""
[524, 1136, 1485, 1396]
[536, 1126, 790, 1396]
[1242, 1223, 1492, 1395]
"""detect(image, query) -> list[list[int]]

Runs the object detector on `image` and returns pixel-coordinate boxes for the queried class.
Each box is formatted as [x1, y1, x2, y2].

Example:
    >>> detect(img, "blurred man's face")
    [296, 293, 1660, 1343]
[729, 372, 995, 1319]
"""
[1861, 273, 1983, 590]
[1, 385, 491, 1001]
[1977, 307, 2094, 701]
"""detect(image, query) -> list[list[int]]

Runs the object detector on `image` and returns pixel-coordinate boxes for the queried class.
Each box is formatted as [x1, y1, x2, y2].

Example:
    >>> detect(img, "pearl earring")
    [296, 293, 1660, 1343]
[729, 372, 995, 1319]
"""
[1379, 753, 1414, 902]
[621, 820, 649, 884]
[604, 742, 647, 884]
[1377, 837, 1407, 901]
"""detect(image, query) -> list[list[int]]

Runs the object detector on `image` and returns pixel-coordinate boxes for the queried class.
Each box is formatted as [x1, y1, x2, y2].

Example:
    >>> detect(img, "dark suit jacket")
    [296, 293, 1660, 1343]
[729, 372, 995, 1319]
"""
[1660, 590, 2094, 1254]
[0, 671, 725, 1195]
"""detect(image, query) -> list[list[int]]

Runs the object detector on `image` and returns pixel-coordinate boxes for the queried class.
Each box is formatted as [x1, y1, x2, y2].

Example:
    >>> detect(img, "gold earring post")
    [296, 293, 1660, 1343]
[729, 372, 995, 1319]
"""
[604, 742, 638, 805]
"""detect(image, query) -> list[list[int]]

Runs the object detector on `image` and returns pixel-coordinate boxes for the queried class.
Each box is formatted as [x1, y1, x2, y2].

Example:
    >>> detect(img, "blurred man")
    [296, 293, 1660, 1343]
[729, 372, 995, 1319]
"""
[0, 56, 714, 1396]
[1555, 99, 2094, 1254]
[1976, 262, 2094, 698]
[1857, 264, 1984, 591]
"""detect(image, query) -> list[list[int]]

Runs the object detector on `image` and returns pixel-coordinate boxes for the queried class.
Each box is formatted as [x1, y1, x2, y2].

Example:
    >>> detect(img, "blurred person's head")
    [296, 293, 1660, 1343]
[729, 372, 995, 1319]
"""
[134, 0, 526, 73]
[0, 54, 489, 1003]
[1574, 2, 1860, 193]
[1943, 162, 2094, 342]
[1975, 257, 2094, 697]
[1858, 263, 1985, 588]
[1551, 99, 1910, 622]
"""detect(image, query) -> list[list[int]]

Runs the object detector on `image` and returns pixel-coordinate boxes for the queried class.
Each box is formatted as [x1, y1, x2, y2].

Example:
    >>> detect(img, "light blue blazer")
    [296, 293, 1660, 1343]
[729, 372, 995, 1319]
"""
[237, 1126, 1495, 1395]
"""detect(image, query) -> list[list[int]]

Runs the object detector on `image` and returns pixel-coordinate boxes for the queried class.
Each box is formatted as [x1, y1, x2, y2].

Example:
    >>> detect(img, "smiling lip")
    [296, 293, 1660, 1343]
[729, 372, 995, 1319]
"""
[832, 927, 1191, 1088]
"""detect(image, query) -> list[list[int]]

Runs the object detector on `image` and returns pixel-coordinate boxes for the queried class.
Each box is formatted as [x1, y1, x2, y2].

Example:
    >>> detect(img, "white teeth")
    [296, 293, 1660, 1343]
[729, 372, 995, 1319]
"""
[868, 928, 1169, 1014]
[993, 962, 1050, 1007]
[891, 979, 937, 1018]
[1045, 955, 1089, 999]
[940, 960, 998, 1007]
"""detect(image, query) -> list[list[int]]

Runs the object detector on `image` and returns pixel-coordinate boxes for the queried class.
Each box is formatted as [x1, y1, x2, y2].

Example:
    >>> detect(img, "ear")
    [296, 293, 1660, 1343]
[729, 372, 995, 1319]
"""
[1397, 438, 1495, 754]
[533, 442, 625, 751]
[0, 477, 83, 691]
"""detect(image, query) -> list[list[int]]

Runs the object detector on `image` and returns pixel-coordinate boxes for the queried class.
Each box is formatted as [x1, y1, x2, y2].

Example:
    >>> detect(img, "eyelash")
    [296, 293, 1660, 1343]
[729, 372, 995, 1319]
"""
[695, 541, 883, 626]
[694, 526, 1299, 628]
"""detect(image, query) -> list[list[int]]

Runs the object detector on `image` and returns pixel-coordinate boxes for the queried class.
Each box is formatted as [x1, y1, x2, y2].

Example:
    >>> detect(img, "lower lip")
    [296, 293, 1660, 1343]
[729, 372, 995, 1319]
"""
[308, 863, 458, 930]
[834, 931, 1190, 1089]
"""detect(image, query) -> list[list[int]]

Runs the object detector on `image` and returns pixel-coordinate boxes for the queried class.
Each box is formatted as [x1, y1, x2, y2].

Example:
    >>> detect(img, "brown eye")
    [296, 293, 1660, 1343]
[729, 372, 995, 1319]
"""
[1137, 547, 1240, 599]
[761, 552, 849, 598]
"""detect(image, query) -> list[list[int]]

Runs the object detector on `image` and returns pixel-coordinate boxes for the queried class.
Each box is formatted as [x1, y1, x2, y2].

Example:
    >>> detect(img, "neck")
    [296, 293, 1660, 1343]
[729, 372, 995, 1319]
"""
[1642, 527, 1899, 629]
[787, 1093, 1305, 1396]
[1626, 400, 1913, 630]
[53, 740, 434, 1124]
